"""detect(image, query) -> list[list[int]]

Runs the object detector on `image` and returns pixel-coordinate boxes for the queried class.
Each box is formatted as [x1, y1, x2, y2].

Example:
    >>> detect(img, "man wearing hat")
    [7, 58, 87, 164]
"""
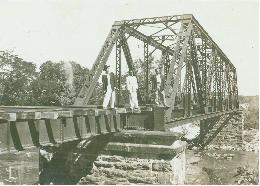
[102, 64, 116, 109]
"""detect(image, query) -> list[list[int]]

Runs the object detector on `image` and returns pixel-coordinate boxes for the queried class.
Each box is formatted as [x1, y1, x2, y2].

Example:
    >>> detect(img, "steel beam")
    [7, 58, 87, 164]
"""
[144, 42, 149, 103]
[169, 23, 193, 104]
[74, 28, 121, 105]
[164, 22, 185, 98]
[191, 17, 234, 69]
[113, 14, 192, 26]
[116, 40, 122, 106]
[165, 22, 193, 122]
[120, 35, 136, 74]
[190, 32, 204, 108]
[123, 26, 175, 55]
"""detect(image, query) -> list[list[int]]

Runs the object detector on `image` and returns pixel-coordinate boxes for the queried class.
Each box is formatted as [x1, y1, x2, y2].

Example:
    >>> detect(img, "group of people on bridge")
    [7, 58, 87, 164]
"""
[101, 64, 168, 110]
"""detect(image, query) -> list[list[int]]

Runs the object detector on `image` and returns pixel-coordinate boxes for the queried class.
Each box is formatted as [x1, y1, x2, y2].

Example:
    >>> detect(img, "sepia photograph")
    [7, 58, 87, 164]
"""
[0, 0, 259, 185]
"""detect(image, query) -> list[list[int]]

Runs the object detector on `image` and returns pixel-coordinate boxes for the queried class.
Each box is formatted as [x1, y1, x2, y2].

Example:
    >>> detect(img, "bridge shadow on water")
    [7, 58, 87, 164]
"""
[39, 133, 115, 185]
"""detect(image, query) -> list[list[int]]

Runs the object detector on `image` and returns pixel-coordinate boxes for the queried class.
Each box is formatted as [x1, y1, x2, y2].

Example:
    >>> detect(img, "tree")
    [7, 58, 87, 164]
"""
[35, 61, 70, 106]
[34, 60, 90, 106]
[133, 56, 160, 104]
[0, 51, 93, 106]
[0, 51, 38, 105]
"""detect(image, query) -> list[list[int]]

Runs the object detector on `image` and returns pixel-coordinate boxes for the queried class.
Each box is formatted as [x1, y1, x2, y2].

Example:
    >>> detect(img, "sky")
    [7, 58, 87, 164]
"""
[0, 0, 258, 96]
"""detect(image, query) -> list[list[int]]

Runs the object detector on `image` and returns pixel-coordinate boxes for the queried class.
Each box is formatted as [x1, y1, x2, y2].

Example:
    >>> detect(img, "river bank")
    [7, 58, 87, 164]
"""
[37, 126, 258, 185]
[185, 128, 259, 185]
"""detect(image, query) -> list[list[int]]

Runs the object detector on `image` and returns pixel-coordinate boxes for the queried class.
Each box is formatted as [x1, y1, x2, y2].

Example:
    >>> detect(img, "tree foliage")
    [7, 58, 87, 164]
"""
[133, 56, 160, 104]
[0, 51, 89, 106]
[0, 51, 38, 105]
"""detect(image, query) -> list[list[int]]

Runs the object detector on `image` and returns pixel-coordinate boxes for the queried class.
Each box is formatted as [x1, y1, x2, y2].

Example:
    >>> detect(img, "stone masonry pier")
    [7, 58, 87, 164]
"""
[77, 130, 187, 185]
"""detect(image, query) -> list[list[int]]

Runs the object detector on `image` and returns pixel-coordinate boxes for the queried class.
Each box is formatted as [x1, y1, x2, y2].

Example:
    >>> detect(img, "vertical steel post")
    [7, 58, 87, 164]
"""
[233, 71, 239, 109]
[218, 59, 223, 111]
[115, 40, 122, 106]
[144, 42, 149, 104]
[201, 38, 207, 107]
[213, 50, 218, 112]
[185, 41, 192, 117]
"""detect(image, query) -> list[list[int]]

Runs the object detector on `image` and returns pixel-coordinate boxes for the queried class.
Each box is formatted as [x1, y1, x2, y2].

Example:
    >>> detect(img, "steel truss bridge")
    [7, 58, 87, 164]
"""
[75, 14, 239, 122]
[0, 14, 240, 153]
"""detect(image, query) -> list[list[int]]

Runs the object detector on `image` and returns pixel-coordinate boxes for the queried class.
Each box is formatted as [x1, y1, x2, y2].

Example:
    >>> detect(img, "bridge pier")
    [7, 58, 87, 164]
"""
[0, 148, 39, 184]
[0, 120, 39, 184]
[78, 131, 187, 185]
[39, 130, 187, 185]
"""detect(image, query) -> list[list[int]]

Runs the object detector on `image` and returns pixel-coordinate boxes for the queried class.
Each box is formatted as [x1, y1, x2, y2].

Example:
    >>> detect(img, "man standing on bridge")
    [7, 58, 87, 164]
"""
[0, 83, 3, 104]
[152, 68, 168, 107]
[126, 70, 140, 111]
[102, 65, 116, 109]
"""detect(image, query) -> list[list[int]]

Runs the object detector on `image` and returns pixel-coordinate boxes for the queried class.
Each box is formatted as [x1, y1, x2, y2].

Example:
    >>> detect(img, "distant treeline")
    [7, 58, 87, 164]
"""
[0, 50, 91, 106]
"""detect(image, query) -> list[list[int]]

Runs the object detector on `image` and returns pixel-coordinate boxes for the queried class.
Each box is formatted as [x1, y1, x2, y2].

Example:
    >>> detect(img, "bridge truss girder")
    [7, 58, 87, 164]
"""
[74, 14, 239, 122]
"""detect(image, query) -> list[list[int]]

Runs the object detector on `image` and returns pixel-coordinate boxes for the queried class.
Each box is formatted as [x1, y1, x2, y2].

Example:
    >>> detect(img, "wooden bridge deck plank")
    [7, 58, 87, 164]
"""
[87, 110, 96, 135]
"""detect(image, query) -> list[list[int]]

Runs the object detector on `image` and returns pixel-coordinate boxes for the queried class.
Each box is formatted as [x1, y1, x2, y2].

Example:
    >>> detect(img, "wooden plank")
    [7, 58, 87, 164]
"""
[58, 110, 73, 118]
[115, 108, 127, 114]
[7, 122, 11, 151]
[0, 112, 16, 121]
[62, 118, 77, 142]
[0, 106, 59, 109]
[9, 121, 23, 151]
[95, 109, 106, 116]
[78, 116, 88, 138]
[41, 119, 61, 144]
[27, 120, 40, 147]
[99, 114, 107, 134]
[72, 109, 88, 116]
[38, 120, 50, 145]
[140, 106, 153, 112]
[15, 121, 34, 148]
[41, 112, 59, 119]
[84, 116, 91, 134]
[0, 123, 8, 152]
[115, 114, 121, 131]
[60, 118, 65, 142]
[16, 112, 41, 120]
[109, 114, 116, 132]
[73, 116, 82, 139]
[87, 110, 96, 135]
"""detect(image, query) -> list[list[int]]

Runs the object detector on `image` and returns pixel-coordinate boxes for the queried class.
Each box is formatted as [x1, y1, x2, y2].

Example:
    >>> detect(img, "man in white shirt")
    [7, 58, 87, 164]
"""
[102, 65, 116, 109]
[126, 70, 139, 110]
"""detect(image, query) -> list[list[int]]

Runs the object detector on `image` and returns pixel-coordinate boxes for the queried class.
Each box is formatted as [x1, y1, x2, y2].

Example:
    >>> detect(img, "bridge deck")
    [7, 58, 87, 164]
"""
[0, 105, 240, 154]
[0, 106, 154, 154]
[0, 106, 153, 122]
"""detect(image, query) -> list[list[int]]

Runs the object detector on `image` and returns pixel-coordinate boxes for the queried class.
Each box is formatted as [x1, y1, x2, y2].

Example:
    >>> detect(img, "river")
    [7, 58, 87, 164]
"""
[185, 149, 259, 184]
